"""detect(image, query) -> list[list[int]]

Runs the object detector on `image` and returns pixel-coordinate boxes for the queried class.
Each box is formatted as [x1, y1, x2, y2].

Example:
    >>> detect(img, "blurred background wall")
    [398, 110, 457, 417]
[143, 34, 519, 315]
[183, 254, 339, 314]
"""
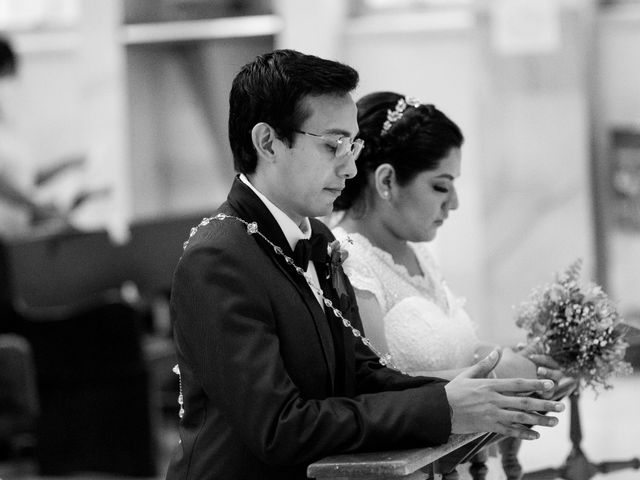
[2, 0, 640, 346]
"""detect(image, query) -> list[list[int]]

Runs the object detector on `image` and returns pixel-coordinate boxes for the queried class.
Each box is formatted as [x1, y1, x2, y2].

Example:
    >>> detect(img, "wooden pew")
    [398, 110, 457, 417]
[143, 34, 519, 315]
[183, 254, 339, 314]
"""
[0, 213, 207, 436]
[125, 212, 208, 298]
[0, 211, 208, 309]
[307, 433, 493, 480]
[308, 379, 579, 480]
[1, 227, 129, 308]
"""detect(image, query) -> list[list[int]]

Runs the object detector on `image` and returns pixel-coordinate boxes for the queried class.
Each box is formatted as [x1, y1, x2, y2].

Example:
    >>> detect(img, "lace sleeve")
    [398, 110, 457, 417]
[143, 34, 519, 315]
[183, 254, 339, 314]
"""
[342, 252, 388, 313]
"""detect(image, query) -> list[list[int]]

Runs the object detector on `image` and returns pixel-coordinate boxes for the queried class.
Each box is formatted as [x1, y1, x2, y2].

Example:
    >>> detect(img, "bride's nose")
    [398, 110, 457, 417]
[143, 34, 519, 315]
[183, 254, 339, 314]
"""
[446, 187, 459, 211]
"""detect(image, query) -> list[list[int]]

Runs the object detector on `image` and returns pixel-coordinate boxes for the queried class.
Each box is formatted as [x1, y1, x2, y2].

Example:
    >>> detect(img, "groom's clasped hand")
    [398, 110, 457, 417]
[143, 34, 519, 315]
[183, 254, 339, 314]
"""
[445, 348, 564, 439]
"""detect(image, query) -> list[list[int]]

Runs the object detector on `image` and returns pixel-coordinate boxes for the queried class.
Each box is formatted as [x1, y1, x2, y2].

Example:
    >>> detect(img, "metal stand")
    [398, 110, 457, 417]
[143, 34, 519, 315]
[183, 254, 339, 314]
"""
[522, 392, 640, 479]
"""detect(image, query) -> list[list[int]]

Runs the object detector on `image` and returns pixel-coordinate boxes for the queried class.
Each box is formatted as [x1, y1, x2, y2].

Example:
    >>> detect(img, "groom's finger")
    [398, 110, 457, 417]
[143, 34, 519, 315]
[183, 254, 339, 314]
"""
[498, 393, 565, 415]
[491, 378, 556, 395]
[497, 422, 540, 441]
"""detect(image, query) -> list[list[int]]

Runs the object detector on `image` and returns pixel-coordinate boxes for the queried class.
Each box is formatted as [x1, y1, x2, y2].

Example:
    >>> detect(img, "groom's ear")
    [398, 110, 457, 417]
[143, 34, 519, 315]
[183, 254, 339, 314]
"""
[251, 122, 277, 162]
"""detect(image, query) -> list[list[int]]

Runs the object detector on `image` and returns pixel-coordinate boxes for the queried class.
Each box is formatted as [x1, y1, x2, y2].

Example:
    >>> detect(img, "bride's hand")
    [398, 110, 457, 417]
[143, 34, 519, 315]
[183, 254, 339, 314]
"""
[493, 348, 537, 380]
[514, 343, 568, 398]
[525, 353, 567, 399]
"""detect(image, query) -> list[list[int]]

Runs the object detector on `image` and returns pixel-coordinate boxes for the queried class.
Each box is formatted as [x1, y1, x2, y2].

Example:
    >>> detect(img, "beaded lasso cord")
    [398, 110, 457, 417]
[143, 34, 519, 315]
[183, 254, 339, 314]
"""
[173, 213, 404, 418]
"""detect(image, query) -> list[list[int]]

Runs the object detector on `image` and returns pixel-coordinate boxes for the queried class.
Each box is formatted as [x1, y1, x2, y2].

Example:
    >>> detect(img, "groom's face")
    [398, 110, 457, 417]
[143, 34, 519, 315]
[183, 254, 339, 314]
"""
[270, 93, 359, 224]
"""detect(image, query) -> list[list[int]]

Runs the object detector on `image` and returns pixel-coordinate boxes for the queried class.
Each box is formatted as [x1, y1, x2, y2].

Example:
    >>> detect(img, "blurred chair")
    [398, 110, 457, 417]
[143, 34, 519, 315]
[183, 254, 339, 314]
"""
[0, 333, 39, 459]
[19, 290, 156, 477]
[0, 213, 208, 475]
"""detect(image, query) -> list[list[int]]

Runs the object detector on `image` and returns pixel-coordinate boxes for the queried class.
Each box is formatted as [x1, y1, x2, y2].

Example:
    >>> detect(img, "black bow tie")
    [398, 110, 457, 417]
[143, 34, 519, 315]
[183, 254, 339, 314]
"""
[292, 233, 328, 271]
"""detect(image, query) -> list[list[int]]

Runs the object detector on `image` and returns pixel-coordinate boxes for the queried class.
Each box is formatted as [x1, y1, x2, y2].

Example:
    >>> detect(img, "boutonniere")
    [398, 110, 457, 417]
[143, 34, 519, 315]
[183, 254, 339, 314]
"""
[327, 239, 350, 301]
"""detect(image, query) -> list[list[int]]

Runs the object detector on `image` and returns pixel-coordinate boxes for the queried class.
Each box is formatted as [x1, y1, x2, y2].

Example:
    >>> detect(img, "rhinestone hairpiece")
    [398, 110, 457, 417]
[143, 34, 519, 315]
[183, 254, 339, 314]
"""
[380, 96, 421, 136]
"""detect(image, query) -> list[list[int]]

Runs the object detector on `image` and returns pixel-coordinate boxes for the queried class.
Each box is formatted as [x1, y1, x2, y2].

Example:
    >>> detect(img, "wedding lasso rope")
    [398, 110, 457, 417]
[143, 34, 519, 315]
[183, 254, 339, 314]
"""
[172, 213, 404, 418]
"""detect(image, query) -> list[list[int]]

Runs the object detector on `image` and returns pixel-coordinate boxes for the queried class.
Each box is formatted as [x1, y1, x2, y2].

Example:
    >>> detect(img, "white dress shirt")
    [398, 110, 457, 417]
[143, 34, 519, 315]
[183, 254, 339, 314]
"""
[239, 174, 324, 307]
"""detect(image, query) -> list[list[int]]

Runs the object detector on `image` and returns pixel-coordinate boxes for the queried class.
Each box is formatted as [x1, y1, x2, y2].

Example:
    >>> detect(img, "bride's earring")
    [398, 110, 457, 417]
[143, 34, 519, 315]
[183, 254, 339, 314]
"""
[375, 164, 394, 201]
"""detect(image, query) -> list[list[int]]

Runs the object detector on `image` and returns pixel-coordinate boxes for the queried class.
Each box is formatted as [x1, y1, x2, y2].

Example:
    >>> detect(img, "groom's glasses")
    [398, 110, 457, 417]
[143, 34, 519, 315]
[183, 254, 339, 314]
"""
[294, 130, 365, 161]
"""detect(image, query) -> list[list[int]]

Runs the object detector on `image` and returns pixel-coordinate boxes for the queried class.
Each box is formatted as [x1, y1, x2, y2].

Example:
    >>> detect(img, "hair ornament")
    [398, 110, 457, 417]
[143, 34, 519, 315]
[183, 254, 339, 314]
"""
[380, 96, 421, 136]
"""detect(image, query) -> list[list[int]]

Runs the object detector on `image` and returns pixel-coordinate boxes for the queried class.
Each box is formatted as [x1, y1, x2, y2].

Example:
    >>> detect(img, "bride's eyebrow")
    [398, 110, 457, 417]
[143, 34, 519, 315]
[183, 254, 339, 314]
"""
[434, 174, 454, 180]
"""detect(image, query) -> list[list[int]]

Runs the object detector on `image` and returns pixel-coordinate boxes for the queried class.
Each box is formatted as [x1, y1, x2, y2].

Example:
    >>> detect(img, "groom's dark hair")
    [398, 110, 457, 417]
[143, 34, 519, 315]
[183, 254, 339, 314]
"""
[229, 49, 359, 174]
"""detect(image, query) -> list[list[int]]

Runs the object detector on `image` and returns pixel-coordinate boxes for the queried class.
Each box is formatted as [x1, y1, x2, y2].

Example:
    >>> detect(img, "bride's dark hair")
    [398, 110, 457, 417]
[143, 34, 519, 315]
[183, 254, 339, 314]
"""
[333, 91, 464, 212]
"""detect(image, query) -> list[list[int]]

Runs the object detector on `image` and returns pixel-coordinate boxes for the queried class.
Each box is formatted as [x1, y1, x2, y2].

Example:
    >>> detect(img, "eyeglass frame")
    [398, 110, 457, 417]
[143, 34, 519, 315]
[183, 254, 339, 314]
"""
[293, 129, 364, 161]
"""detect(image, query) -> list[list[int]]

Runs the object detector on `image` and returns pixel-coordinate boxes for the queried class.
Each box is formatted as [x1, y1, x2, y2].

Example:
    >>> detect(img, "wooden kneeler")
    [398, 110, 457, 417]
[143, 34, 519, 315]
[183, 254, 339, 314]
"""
[308, 379, 579, 480]
[307, 433, 496, 480]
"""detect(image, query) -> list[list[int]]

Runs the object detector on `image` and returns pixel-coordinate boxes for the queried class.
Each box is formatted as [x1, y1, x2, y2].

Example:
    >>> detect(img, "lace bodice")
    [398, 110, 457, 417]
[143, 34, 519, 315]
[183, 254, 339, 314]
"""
[332, 227, 479, 373]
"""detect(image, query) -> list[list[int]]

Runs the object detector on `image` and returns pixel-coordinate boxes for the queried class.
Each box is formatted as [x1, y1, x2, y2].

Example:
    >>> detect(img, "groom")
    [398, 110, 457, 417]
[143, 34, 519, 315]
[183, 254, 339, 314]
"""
[166, 49, 564, 480]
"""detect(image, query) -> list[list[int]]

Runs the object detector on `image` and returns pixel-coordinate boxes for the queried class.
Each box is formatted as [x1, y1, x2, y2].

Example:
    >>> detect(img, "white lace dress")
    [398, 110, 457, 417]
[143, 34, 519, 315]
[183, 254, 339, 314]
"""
[332, 227, 479, 374]
[333, 228, 506, 480]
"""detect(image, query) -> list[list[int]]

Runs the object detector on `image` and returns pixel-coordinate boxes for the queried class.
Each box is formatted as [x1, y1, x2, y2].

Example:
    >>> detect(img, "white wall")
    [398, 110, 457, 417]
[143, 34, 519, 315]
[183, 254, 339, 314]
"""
[343, 5, 594, 345]
[596, 7, 640, 319]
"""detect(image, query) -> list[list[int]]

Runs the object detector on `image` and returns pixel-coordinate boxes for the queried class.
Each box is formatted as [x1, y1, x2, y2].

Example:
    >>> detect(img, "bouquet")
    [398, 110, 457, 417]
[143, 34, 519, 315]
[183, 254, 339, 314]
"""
[515, 258, 633, 393]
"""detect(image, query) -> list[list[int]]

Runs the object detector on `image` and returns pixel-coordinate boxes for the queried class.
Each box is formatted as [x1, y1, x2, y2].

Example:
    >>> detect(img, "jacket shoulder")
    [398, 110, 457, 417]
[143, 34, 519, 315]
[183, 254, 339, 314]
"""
[178, 212, 260, 263]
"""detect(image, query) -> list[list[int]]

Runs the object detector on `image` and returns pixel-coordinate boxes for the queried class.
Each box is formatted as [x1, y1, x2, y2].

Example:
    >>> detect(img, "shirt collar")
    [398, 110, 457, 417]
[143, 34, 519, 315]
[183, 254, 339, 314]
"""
[238, 174, 311, 251]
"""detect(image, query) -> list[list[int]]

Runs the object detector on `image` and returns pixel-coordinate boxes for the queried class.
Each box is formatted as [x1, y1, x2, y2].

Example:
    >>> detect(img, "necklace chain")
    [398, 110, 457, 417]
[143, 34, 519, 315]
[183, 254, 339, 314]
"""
[173, 213, 404, 418]
[172, 364, 184, 418]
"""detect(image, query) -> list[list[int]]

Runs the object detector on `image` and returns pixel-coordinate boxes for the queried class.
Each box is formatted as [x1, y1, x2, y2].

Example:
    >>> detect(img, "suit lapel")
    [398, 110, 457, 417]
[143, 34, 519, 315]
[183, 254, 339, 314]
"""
[225, 177, 337, 387]
[312, 228, 353, 396]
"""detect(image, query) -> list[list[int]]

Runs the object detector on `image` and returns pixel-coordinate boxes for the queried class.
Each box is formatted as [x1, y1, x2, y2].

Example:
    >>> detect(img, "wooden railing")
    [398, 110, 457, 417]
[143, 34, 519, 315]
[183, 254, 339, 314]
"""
[308, 379, 579, 480]
[307, 433, 498, 480]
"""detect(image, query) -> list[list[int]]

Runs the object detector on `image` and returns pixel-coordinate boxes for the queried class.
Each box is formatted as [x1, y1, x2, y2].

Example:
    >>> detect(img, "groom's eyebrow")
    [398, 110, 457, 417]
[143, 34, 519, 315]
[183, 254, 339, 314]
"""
[324, 128, 359, 137]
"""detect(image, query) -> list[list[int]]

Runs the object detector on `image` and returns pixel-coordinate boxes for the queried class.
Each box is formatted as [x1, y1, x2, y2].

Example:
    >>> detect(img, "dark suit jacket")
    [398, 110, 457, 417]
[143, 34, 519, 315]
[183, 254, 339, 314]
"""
[166, 177, 451, 480]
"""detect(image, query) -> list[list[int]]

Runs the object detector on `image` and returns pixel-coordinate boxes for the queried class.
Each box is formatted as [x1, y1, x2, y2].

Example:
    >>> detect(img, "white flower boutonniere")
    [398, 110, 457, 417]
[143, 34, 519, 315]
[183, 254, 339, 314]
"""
[327, 239, 350, 302]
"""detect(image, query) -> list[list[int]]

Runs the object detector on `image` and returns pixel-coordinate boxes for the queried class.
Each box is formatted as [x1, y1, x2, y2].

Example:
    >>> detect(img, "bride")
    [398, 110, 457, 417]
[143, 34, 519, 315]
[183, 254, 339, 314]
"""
[331, 91, 562, 478]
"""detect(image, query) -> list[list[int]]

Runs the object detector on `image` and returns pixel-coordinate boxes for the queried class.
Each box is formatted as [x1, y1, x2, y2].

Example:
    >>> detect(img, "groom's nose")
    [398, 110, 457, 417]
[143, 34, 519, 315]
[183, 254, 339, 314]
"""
[338, 153, 357, 180]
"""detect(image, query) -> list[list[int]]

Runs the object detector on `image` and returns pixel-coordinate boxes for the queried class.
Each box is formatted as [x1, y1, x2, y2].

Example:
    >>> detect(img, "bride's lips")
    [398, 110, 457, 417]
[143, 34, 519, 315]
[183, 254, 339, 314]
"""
[325, 187, 343, 195]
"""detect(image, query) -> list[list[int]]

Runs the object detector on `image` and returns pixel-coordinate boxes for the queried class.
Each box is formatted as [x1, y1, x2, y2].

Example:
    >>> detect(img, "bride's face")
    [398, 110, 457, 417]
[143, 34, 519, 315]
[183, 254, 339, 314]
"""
[391, 147, 461, 242]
